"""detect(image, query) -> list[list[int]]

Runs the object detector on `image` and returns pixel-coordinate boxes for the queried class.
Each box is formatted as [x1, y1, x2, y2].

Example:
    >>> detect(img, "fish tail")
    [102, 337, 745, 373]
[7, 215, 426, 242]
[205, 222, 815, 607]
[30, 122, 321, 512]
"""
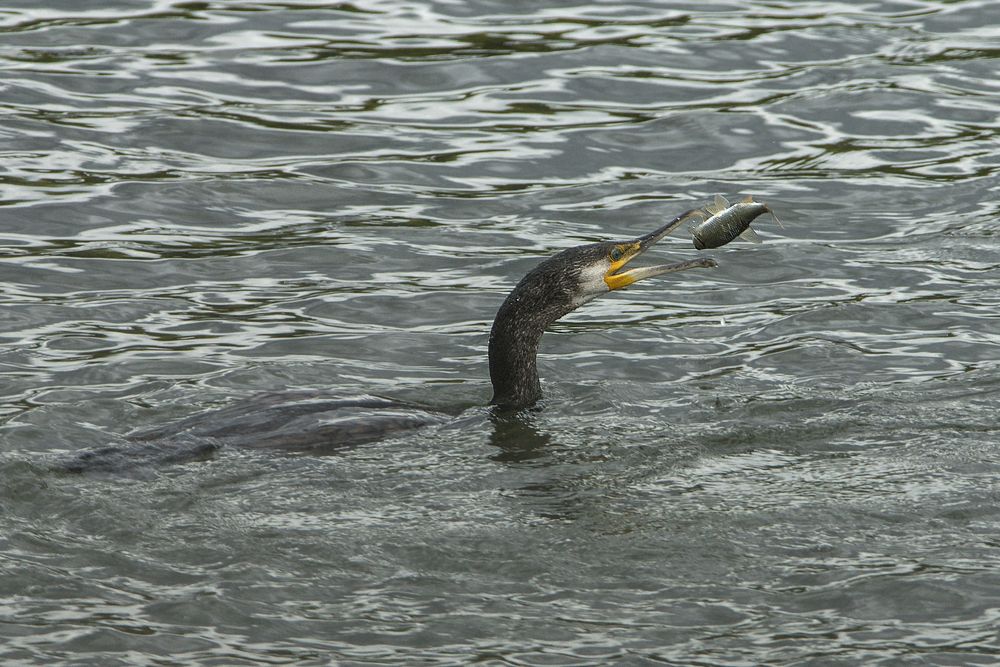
[768, 206, 784, 229]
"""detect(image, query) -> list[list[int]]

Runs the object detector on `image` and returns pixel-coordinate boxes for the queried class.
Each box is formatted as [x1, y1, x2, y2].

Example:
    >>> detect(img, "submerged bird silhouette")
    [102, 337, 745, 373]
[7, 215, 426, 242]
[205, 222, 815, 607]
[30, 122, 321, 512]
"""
[60, 210, 715, 472]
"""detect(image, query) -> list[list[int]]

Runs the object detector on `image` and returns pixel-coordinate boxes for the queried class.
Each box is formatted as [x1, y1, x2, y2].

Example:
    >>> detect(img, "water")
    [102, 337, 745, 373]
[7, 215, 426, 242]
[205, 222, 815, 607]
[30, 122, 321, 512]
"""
[2, 0, 999, 663]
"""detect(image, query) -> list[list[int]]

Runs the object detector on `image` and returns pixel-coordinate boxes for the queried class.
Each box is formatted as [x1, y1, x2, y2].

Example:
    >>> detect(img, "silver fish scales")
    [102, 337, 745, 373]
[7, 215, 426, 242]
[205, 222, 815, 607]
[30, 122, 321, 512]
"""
[690, 194, 779, 250]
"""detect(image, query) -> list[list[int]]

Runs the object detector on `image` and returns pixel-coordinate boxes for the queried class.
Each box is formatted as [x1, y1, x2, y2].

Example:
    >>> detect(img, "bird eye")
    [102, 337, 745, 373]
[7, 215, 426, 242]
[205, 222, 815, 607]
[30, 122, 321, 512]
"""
[610, 247, 624, 262]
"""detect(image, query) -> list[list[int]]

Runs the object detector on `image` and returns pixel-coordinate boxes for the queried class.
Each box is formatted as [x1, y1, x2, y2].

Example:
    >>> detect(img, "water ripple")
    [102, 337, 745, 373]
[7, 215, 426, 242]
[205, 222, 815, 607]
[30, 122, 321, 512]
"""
[2, 0, 1000, 665]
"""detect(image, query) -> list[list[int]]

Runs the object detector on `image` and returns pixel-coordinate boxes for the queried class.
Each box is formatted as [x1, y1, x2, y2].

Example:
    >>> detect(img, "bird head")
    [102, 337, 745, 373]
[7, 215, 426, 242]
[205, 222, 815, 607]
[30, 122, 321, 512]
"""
[558, 209, 718, 308]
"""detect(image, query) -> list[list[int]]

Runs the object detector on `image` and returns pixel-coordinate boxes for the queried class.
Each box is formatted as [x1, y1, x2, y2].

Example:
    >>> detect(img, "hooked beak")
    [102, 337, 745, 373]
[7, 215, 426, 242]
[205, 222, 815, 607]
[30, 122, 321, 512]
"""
[604, 209, 717, 290]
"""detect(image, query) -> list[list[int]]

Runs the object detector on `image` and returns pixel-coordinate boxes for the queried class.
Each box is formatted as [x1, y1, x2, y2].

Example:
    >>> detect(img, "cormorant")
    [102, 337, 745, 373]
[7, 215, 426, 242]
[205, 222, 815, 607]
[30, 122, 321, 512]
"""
[59, 209, 715, 471]
[488, 209, 714, 410]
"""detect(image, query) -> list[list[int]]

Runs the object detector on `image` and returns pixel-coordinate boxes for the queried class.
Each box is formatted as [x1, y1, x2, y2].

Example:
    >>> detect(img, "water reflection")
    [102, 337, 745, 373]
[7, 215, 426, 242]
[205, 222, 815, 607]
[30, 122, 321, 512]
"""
[487, 411, 552, 463]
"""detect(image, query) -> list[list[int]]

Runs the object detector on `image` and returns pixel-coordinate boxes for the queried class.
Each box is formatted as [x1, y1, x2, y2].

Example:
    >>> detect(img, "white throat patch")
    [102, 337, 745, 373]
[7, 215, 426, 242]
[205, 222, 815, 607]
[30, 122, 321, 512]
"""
[574, 260, 613, 306]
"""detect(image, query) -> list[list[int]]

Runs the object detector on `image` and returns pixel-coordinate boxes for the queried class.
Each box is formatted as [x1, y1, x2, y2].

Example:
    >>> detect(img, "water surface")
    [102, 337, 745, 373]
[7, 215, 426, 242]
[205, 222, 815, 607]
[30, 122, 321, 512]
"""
[2, 0, 999, 664]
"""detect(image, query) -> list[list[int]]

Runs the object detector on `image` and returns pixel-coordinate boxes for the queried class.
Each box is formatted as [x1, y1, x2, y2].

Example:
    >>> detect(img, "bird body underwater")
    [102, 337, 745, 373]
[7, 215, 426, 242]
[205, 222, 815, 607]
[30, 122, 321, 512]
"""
[59, 209, 716, 472]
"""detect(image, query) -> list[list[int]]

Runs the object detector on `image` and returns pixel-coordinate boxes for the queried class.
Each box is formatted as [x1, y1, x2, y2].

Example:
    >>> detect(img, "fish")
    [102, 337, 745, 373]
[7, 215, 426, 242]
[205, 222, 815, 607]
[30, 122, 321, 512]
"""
[690, 194, 779, 250]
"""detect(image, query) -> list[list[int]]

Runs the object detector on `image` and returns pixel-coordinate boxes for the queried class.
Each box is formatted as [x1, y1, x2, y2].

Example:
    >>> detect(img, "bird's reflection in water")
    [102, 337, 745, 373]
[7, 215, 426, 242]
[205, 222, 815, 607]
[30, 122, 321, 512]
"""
[487, 411, 552, 464]
[486, 410, 615, 526]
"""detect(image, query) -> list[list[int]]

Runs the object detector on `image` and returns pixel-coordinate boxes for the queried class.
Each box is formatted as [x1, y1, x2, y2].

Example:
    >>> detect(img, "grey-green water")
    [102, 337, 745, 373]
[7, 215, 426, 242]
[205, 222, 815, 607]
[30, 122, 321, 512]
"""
[2, 1, 999, 664]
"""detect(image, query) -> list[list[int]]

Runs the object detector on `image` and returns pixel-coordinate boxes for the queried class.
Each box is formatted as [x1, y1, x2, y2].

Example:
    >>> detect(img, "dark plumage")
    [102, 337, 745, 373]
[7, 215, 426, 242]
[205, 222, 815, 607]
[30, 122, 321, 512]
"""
[489, 242, 616, 410]
[58, 210, 715, 471]
[488, 210, 715, 410]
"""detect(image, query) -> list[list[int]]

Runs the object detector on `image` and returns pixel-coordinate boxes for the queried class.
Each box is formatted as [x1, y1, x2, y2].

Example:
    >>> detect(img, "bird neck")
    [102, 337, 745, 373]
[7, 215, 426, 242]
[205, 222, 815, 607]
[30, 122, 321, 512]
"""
[488, 305, 544, 410]
[488, 267, 580, 410]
